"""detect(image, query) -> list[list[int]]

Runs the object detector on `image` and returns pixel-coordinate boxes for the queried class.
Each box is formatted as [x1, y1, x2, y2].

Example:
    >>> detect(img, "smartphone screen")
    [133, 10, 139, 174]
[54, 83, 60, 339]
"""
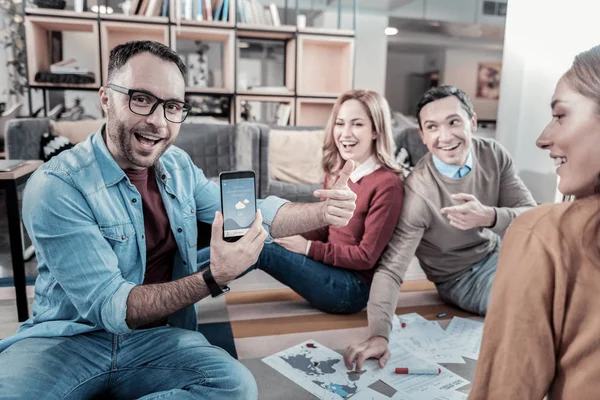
[220, 170, 257, 242]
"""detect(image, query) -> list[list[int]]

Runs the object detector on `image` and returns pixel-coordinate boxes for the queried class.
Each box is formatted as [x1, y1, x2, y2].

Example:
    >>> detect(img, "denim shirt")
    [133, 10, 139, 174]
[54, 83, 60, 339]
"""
[0, 129, 287, 352]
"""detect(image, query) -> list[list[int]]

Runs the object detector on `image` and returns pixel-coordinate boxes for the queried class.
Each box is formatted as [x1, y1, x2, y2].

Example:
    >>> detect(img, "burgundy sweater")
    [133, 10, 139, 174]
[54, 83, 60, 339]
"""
[304, 167, 404, 280]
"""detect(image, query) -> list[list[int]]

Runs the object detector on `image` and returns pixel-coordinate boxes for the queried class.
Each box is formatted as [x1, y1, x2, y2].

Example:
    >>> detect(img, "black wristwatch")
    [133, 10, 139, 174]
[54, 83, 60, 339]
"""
[200, 262, 230, 298]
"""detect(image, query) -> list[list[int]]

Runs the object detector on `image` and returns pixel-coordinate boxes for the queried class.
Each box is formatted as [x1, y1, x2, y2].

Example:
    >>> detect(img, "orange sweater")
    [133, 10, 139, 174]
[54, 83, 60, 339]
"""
[469, 196, 600, 400]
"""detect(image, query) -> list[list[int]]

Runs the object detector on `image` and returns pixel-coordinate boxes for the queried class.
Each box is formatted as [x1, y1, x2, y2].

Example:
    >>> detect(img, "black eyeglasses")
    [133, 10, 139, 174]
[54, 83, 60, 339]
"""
[107, 83, 192, 124]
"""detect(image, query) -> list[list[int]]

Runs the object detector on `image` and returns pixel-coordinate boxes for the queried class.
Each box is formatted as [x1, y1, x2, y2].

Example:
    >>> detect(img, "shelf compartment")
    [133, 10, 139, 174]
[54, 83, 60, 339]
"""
[296, 97, 336, 126]
[171, 26, 235, 93]
[235, 95, 295, 125]
[296, 34, 353, 97]
[24, 16, 101, 88]
[100, 21, 169, 84]
[236, 36, 295, 93]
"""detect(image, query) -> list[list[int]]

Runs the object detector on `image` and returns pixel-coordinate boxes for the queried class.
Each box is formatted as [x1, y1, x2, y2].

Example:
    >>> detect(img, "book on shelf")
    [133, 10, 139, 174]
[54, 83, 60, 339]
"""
[50, 59, 89, 75]
[132, 0, 169, 16]
[237, 0, 280, 26]
[274, 103, 291, 126]
[174, 0, 229, 21]
[269, 3, 280, 26]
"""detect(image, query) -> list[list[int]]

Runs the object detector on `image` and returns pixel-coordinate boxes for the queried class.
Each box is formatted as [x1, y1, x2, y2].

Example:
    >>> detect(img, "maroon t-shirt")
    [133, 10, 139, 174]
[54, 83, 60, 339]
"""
[124, 167, 178, 327]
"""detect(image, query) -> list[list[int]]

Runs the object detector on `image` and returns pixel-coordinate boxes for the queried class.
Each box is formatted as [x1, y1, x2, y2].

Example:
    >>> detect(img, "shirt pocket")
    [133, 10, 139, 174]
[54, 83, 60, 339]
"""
[99, 222, 139, 273]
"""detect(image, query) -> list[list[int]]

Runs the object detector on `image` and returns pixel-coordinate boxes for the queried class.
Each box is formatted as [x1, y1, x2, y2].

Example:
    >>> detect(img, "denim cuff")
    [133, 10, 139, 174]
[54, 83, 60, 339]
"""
[257, 196, 289, 243]
[102, 281, 136, 335]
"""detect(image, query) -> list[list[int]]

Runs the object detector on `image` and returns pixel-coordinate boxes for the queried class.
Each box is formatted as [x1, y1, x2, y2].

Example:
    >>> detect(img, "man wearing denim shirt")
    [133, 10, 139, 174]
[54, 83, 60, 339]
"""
[0, 41, 357, 400]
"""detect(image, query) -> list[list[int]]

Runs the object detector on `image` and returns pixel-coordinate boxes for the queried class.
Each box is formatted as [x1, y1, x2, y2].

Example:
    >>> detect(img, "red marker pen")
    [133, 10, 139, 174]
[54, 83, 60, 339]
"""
[395, 367, 441, 375]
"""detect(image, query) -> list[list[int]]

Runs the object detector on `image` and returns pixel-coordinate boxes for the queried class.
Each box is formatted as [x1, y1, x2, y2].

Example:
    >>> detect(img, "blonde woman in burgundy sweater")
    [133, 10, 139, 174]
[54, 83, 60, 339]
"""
[250, 90, 404, 314]
[469, 45, 600, 400]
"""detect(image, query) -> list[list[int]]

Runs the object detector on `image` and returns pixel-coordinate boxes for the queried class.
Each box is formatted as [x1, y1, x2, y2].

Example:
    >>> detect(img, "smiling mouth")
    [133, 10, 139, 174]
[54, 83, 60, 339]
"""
[134, 132, 163, 147]
[553, 156, 567, 167]
[439, 143, 460, 151]
[340, 140, 357, 150]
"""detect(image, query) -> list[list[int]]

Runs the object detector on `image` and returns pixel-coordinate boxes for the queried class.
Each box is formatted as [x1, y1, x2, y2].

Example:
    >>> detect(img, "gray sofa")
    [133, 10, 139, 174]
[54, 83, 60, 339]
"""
[5, 118, 428, 202]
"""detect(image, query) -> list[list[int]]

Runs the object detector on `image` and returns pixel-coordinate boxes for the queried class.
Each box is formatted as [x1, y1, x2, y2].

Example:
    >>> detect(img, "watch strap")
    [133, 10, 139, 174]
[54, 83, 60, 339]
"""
[201, 262, 230, 298]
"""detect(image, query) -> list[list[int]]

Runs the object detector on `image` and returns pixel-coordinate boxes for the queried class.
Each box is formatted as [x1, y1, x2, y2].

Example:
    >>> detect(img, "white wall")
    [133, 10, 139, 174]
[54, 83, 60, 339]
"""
[385, 51, 425, 113]
[496, 0, 600, 203]
[353, 12, 389, 94]
[442, 48, 503, 121]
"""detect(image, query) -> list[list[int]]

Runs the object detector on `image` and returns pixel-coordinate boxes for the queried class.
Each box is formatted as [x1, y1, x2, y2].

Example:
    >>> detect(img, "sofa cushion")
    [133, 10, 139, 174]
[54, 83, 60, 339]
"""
[40, 132, 75, 162]
[50, 119, 106, 144]
[269, 129, 325, 185]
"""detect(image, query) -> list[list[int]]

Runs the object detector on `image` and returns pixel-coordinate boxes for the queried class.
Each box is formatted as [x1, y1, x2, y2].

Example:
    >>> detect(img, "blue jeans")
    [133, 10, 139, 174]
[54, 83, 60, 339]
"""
[198, 243, 371, 314]
[435, 239, 501, 316]
[0, 326, 257, 400]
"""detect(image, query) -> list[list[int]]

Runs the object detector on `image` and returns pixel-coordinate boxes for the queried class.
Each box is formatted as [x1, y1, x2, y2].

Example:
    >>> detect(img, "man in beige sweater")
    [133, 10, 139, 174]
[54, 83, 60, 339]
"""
[344, 85, 537, 371]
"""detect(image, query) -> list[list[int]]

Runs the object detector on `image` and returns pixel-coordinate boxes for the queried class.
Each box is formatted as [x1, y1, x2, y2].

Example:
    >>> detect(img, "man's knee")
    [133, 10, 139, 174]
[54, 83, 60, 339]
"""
[227, 361, 258, 400]
[188, 360, 257, 400]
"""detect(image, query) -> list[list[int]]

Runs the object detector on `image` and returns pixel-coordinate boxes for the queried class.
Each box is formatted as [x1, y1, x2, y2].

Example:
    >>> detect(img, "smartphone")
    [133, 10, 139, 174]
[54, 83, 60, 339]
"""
[219, 170, 257, 242]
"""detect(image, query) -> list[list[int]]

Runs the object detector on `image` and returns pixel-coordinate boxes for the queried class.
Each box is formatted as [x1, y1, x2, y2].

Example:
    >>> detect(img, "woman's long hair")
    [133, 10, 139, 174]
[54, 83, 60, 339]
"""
[562, 45, 600, 262]
[321, 90, 402, 186]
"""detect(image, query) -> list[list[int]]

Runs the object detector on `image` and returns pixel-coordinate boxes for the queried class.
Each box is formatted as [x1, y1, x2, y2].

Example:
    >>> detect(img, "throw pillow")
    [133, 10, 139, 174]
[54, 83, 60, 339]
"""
[269, 129, 325, 185]
[40, 132, 75, 162]
[50, 119, 106, 144]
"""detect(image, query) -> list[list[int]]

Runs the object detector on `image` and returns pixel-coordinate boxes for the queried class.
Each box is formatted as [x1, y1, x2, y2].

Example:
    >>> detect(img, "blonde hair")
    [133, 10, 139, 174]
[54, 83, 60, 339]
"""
[321, 90, 402, 183]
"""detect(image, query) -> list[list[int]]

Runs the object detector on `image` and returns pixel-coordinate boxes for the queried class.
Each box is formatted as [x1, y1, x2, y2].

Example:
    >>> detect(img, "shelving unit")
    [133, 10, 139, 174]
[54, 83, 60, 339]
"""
[22, 0, 356, 126]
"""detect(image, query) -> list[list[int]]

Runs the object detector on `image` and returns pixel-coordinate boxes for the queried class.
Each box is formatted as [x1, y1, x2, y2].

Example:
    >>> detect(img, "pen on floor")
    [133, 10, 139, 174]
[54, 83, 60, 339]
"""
[395, 367, 441, 375]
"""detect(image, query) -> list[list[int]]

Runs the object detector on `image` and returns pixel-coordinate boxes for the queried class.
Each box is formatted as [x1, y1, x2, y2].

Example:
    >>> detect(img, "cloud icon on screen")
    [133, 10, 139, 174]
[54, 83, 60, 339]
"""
[235, 201, 246, 210]
[243, 199, 249, 204]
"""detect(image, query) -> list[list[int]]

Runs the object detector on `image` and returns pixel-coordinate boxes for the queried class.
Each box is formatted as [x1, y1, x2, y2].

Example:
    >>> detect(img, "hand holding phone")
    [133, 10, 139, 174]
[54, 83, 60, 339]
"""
[209, 209, 267, 285]
[220, 170, 257, 242]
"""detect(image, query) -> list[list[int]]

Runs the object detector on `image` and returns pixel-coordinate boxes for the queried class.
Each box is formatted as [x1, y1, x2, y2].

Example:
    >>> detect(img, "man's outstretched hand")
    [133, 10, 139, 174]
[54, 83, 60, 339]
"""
[313, 160, 357, 228]
[343, 336, 390, 372]
[440, 193, 497, 230]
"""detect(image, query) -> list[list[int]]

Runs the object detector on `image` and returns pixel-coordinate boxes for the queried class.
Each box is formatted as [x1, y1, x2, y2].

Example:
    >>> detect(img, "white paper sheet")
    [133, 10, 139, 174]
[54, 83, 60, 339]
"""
[262, 340, 381, 399]
[405, 389, 469, 400]
[378, 341, 470, 397]
[390, 315, 465, 364]
[445, 317, 484, 361]
[348, 387, 392, 400]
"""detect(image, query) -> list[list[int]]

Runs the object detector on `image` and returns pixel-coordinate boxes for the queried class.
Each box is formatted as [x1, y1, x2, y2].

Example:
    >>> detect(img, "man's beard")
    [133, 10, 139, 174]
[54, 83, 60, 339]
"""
[106, 116, 171, 169]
